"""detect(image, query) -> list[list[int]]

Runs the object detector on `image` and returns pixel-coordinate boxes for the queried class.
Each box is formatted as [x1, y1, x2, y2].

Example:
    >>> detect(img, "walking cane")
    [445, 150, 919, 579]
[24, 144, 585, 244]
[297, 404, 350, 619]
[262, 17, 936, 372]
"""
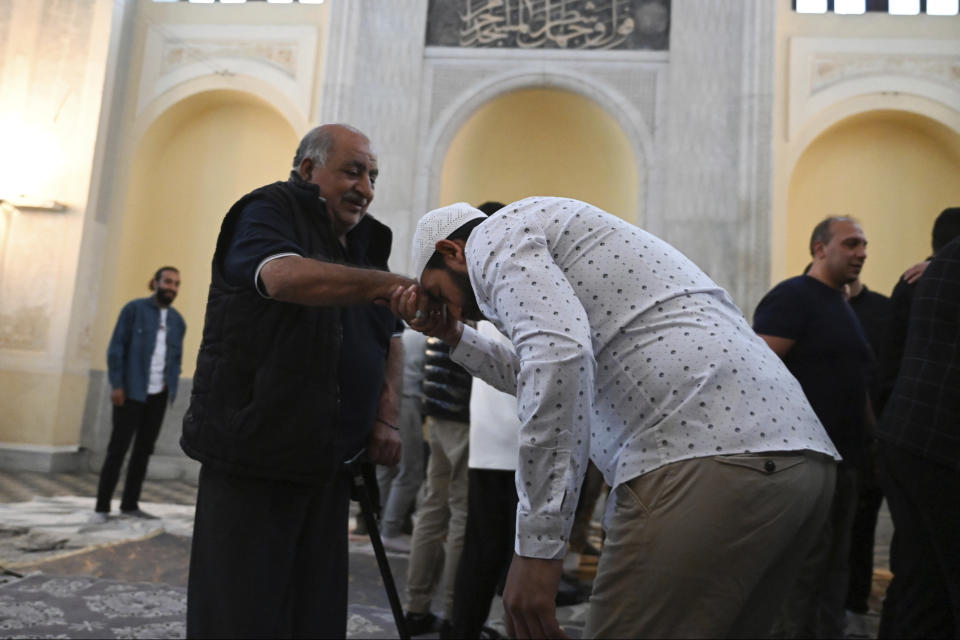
[344, 449, 410, 640]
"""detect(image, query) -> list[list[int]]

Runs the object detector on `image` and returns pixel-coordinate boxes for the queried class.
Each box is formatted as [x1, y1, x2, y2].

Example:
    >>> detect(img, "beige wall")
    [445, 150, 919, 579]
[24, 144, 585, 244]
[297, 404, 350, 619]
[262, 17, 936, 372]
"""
[91, 90, 298, 378]
[0, 0, 116, 448]
[1, 0, 329, 453]
[439, 88, 640, 222]
[788, 110, 960, 294]
[772, 0, 960, 287]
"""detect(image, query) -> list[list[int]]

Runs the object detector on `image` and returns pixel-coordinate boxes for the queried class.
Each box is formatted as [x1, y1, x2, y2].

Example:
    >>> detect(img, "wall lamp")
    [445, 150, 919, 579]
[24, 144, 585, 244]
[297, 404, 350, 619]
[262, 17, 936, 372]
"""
[0, 197, 67, 212]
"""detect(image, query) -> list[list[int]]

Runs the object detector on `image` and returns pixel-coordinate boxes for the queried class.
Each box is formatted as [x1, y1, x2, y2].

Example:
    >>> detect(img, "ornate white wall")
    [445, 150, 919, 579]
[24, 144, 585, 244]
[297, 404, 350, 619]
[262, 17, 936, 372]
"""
[319, 0, 430, 275]
[660, 0, 777, 315]
[12, 0, 957, 473]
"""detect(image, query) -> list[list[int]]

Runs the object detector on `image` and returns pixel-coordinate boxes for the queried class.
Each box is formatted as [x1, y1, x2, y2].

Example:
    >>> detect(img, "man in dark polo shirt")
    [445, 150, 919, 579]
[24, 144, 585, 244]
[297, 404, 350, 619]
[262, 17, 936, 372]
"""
[754, 216, 873, 638]
[181, 123, 413, 638]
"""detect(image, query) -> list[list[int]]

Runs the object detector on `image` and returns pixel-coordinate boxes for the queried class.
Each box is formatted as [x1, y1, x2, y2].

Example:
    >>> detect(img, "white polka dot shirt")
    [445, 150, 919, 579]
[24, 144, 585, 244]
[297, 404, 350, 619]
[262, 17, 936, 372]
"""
[450, 197, 839, 560]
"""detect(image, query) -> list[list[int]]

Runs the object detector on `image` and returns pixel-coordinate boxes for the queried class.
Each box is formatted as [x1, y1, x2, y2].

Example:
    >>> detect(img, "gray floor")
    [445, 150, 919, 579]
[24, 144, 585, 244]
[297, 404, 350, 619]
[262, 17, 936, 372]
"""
[0, 470, 892, 638]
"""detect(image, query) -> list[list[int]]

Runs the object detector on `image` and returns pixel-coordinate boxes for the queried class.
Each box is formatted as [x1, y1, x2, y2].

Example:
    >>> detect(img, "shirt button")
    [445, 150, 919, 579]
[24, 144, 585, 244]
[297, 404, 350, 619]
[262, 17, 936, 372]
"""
[764, 460, 776, 474]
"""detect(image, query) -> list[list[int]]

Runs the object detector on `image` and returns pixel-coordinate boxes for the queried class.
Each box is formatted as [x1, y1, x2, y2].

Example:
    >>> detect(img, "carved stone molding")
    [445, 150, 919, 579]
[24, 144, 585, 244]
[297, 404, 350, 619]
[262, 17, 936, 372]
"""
[137, 24, 318, 119]
[160, 40, 299, 78]
[789, 37, 960, 140]
[414, 47, 666, 244]
[811, 52, 960, 94]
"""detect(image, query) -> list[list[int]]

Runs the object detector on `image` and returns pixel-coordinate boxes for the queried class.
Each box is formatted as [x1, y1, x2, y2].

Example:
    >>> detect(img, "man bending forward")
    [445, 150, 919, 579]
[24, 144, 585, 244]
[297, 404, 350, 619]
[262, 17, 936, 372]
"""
[393, 197, 839, 638]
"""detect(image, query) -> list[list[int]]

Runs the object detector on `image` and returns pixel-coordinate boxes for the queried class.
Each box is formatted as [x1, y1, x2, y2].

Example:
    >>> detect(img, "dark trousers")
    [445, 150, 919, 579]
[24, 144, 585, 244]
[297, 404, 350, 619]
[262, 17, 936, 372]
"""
[95, 391, 167, 513]
[449, 468, 518, 639]
[878, 441, 960, 639]
[846, 440, 885, 614]
[186, 465, 351, 639]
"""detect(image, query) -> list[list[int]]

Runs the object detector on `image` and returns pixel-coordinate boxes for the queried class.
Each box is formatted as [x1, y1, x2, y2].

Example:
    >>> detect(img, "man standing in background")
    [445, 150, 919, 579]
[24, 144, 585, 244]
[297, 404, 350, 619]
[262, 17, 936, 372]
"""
[377, 326, 428, 553]
[93, 267, 185, 523]
[876, 235, 960, 639]
[754, 216, 873, 638]
[875, 206, 960, 636]
[844, 275, 890, 637]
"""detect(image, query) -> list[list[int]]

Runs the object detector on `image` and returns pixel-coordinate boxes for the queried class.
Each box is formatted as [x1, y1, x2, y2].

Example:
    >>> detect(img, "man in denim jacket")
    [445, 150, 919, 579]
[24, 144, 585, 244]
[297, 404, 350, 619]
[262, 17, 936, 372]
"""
[91, 266, 186, 522]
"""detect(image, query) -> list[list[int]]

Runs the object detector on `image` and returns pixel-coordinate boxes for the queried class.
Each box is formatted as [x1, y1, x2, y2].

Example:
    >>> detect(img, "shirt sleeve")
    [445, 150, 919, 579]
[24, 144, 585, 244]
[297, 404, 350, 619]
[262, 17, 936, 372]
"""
[460, 214, 594, 560]
[451, 323, 522, 395]
[223, 198, 304, 292]
[106, 302, 136, 390]
[753, 280, 807, 340]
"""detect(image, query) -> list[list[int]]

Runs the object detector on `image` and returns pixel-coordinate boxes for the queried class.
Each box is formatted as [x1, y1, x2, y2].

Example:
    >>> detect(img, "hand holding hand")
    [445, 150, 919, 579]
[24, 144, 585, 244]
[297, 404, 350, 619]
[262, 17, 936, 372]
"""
[503, 555, 570, 639]
[389, 284, 462, 346]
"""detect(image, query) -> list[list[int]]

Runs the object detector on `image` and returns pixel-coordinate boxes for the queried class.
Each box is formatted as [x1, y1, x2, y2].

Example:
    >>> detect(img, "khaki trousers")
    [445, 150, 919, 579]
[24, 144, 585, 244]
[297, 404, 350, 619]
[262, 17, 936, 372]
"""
[584, 451, 836, 639]
[405, 416, 470, 618]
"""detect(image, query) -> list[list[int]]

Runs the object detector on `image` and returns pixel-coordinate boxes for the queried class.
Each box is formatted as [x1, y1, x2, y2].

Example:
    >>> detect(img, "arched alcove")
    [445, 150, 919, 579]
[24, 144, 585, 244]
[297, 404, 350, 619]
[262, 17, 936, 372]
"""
[439, 87, 640, 223]
[91, 90, 299, 376]
[787, 109, 960, 294]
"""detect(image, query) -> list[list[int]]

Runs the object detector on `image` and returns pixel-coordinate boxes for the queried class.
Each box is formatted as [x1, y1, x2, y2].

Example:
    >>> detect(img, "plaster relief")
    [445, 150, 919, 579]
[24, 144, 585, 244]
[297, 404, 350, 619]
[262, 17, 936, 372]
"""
[137, 25, 318, 121]
[161, 41, 299, 78]
[812, 53, 960, 94]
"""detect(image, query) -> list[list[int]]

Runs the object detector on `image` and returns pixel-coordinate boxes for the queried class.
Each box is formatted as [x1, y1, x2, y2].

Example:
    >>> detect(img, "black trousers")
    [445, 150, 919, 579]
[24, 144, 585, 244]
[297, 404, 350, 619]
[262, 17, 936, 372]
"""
[878, 441, 960, 639]
[186, 465, 351, 639]
[449, 468, 518, 639]
[846, 440, 885, 614]
[95, 391, 167, 513]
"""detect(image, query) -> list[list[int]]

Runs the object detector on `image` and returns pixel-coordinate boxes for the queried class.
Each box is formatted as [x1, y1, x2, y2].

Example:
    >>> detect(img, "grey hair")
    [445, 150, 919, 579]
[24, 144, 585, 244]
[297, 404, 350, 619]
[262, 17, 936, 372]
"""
[809, 215, 857, 256]
[291, 123, 365, 169]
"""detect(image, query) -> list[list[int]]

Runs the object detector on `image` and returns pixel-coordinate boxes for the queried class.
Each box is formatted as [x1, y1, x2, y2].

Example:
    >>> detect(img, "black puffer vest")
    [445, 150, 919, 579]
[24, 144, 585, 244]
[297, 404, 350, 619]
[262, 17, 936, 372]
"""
[422, 338, 472, 423]
[181, 177, 392, 484]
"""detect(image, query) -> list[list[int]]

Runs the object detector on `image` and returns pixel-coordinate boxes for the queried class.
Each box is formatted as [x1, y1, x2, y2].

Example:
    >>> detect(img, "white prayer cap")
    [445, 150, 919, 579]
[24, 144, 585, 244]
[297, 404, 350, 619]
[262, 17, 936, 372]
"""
[411, 202, 487, 281]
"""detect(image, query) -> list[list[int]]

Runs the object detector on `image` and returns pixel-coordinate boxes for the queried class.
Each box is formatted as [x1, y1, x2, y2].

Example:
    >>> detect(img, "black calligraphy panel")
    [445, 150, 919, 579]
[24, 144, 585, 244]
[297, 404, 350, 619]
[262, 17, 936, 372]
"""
[426, 0, 670, 50]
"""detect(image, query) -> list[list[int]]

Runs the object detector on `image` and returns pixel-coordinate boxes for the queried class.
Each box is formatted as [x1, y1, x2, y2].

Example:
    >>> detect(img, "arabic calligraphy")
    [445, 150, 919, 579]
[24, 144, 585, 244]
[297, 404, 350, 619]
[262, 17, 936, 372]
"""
[443, 0, 667, 50]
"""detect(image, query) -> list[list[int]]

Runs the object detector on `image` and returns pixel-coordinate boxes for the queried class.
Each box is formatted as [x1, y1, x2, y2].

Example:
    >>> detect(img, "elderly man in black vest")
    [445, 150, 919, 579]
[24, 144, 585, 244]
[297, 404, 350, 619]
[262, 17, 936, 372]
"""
[181, 123, 414, 638]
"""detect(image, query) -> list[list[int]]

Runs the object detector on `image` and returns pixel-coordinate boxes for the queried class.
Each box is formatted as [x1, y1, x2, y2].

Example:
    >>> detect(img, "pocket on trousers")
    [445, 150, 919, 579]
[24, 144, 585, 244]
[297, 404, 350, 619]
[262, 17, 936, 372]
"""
[714, 453, 806, 475]
[613, 465, 672, 516]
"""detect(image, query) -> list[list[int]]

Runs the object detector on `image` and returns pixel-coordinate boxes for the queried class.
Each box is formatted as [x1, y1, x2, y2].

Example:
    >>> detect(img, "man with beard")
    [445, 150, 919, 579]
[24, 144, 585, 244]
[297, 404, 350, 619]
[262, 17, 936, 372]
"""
[754, 216, 874, 638]
[92, 266, 186, 523]
[390, 198, 840, 639]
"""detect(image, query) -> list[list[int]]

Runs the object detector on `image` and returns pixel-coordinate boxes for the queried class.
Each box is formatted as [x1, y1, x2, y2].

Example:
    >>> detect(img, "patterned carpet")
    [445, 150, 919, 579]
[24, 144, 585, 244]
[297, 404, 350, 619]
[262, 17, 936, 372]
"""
[0, 492, 588, 639]
[0, 573, 186, 639]
[0, 470, 888, 638]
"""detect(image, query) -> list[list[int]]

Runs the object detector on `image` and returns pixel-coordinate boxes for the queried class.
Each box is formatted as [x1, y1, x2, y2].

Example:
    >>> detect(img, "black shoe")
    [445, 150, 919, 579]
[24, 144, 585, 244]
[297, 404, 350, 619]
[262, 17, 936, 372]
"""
[405, 611, 441, 636]
[438, 619, 455, 639]
[581, 542, 601, 557]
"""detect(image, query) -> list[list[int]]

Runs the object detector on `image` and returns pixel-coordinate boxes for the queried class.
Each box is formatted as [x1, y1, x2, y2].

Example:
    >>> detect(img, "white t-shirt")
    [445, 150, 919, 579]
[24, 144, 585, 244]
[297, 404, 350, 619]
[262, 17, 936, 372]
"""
[147, 308, 167, 394]
[468, 321, 521, 471]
